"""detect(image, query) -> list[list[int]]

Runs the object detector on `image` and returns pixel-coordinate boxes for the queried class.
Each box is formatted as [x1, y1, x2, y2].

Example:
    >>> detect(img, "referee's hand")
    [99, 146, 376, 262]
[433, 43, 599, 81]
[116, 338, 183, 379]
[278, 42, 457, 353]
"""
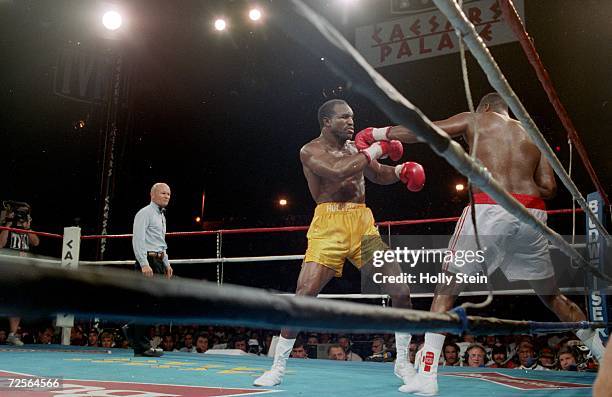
[141, 265, 153, 277]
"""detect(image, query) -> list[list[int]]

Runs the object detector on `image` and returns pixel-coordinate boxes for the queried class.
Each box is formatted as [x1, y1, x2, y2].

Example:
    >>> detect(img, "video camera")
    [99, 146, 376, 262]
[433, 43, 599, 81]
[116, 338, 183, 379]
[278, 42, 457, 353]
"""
[1, 200, 32, 225]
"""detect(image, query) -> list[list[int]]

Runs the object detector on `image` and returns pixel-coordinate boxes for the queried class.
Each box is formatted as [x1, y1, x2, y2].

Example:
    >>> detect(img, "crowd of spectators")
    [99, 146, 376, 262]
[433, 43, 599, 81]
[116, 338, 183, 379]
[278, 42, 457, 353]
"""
[0, 321, 599, 372]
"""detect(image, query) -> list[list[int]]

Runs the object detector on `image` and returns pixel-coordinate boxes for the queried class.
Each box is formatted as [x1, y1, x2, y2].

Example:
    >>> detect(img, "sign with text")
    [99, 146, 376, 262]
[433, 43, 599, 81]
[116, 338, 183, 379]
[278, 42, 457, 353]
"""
[355, 0, 524, 67]
[54, 47, 113, 104]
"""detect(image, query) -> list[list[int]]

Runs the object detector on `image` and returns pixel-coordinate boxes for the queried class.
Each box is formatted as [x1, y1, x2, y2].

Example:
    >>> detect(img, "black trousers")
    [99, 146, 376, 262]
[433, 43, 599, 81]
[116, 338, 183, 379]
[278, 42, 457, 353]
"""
[131, 256, 166, 354]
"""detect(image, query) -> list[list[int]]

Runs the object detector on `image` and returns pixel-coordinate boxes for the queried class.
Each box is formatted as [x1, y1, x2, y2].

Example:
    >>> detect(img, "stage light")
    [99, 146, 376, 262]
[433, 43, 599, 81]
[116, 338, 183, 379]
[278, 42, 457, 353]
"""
[279, 199, 288, 206]
[249, 8, 262, 21]
[214, 18, 227, 31]
[102, 10, 122, 31]
[455, 183, 465, 192]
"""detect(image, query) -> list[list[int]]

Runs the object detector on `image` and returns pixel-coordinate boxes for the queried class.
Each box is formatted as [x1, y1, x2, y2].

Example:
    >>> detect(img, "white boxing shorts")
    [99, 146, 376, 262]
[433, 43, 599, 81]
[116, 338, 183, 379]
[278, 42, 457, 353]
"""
[443, 193, 554, 281]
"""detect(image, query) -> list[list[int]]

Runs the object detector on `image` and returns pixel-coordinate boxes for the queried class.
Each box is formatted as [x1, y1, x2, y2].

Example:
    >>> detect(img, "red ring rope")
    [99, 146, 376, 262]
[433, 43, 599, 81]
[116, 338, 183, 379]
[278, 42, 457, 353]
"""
[1, 208, 584, 241]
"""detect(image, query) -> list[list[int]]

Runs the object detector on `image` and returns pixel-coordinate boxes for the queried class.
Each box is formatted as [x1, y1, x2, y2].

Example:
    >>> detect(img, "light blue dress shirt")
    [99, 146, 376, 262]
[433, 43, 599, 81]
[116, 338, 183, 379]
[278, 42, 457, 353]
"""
[132, 202, 170, 269]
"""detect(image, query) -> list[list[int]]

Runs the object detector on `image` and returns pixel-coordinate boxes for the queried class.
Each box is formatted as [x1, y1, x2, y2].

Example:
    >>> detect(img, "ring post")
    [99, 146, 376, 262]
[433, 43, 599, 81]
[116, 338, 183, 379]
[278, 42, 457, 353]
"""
[56, 226, 81, 345]
[585, 192, 610, 341]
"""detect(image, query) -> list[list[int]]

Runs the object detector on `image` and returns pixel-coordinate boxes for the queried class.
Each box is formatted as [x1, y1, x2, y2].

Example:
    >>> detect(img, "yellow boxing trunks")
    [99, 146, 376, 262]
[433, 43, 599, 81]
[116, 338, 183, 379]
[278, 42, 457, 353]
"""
[303, 202, 387, 277]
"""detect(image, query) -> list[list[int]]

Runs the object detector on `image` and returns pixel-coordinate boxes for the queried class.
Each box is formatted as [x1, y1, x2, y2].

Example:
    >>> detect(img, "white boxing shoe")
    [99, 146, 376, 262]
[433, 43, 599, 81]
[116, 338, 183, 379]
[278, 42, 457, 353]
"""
[7, 333, 24, 346]
[394, 360, 416, 381]
[398, 373, 439, 396]
[253, 367, 285, 387]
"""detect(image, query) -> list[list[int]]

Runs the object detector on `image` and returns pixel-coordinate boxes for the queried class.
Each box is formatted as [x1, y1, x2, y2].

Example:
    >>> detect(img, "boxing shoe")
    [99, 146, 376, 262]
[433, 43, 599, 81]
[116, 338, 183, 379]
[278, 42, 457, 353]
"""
[394, 359, 416, 381]
[134, 347, 163, 357]
[7, 333, 24, 346]
[399, 372, 439, 396]
[400, 333, 444, 395]
[253, 364, 285, 387]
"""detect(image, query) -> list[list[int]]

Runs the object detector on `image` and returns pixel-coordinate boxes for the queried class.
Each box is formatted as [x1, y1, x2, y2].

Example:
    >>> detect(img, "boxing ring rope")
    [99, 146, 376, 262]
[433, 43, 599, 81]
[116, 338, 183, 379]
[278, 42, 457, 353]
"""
[271, 1, 611, 283]
[0, 208, 582, 242]
[432, 0, 610, 243]
[0, 207, 583, 268]
[0, 261, 606, 336]
[0, 225, 63, 239]
[499, 0, 610, 208]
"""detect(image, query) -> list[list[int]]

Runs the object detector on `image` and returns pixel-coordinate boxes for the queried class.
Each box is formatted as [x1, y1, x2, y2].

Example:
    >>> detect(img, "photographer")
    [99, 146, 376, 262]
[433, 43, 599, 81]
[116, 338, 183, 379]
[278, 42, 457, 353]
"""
[0, 201, 39, 346]
[0, 202, 39, 252]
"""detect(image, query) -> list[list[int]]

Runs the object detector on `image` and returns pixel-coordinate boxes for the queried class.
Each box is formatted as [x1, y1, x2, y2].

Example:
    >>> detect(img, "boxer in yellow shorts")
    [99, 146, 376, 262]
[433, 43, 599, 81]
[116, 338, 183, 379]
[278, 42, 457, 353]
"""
[304, 202, 386, 277]
[254, 99, 425, 387]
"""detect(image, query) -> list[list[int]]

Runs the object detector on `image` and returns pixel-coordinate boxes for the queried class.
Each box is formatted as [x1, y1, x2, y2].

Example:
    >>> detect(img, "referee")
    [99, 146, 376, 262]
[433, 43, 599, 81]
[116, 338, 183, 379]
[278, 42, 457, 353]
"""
[130, 182, 174, 356]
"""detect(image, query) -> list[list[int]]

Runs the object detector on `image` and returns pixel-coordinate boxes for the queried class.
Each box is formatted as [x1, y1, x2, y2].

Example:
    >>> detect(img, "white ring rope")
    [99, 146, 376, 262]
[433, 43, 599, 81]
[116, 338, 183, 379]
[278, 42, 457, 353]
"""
[1, 245, 586, 267]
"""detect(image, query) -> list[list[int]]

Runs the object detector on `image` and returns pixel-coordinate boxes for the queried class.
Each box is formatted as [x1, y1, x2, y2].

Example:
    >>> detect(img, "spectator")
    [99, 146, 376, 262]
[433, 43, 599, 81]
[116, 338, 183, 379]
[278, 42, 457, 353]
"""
[365, 337, 393, 362]
[319, 333, 331, 344]
[484, 335, 497, 348]
[328, 344, 347, 361]
[517, 342, 545, 370]
[465, 344, 487, 368]
[462, 335, 476, 343]
[130, 183, 173, 358]
[1, 201, 39, 347]
[248, 339, 262, 355]
[442, 342, 461, 366]
[338, 335, 362, 362]
[263, 333, 274, 355]
[307, 334, 319, 345]
[291, 340, 308, 359]
[538, 347, 557, 370]
[195, 334, 209, 354]
[37, 326, 55, 344]
[487, 345, 516, 369]
[558, 346, 578, 371]
[180, 333, 196, 352]
[70, 325, 85, 346]
[0, 329, 6, 344]
[161, 334, 175, 352]
[87, 329, 99, 347]
[409, 341, 418, 364]
[232, 334, 249, 353]
[147, 326, 162, 349]
[100, 332, 114, 348]
[0, 202, 39, 252]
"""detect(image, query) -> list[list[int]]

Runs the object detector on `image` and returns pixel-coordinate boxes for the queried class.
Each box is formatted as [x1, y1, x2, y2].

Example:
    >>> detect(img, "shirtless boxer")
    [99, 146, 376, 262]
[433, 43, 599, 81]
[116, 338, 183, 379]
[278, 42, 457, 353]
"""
[254, 99, 425, 387]
[356, 93, 605, 395]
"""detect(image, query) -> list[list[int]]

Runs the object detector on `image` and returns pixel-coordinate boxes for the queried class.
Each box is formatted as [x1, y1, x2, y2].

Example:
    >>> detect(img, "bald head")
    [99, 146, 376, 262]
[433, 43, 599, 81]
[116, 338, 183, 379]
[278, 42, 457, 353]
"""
[477, 92, 508, 113]
[150, 183, 171, 208]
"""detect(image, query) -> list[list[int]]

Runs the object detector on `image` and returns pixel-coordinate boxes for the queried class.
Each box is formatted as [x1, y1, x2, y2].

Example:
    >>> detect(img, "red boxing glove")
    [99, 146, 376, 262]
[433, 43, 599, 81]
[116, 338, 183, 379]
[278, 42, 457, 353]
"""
[360, 140, 404, 163]
[354, 127, 391, 151]
[395, 162, 425, 192]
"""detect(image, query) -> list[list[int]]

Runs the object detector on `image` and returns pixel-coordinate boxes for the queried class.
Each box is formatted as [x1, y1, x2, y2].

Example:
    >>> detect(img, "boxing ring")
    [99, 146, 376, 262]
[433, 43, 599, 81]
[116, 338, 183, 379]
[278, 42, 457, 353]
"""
[0, 346, 596, 397]
[0, 203, 604, 397]
[0, 0, 610, 396]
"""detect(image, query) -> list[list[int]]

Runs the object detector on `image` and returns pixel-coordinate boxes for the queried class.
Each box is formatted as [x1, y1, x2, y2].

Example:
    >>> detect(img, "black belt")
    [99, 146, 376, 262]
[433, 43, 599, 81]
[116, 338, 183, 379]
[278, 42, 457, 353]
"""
[147, 251, 165, 259]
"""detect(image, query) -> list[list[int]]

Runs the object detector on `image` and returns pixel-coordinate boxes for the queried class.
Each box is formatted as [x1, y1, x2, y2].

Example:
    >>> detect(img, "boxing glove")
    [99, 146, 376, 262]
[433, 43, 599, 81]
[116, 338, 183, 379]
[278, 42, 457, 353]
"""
[395, 162, 425, 192]
[361, 140, 403, 163]
[354, 127, 391, 151]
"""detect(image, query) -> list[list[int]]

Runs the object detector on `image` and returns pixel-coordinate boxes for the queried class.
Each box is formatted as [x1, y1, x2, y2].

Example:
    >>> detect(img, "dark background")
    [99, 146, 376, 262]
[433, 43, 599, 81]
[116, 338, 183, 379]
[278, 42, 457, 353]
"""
[1, 1, 610, 312]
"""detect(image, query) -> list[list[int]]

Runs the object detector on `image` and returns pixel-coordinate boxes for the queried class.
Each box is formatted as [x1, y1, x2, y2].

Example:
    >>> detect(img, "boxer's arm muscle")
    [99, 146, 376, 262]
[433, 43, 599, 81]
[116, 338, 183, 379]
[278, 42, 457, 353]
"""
[433, 112, 472, 138]
[387, 113, 471, 143]
[364, 160, 399, 185]
[534, 150, 557, 199]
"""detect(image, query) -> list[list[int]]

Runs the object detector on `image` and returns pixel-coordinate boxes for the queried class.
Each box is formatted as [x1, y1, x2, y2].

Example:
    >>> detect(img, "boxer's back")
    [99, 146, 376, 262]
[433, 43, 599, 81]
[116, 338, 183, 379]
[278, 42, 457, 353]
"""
[465, 112, 543, 197]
